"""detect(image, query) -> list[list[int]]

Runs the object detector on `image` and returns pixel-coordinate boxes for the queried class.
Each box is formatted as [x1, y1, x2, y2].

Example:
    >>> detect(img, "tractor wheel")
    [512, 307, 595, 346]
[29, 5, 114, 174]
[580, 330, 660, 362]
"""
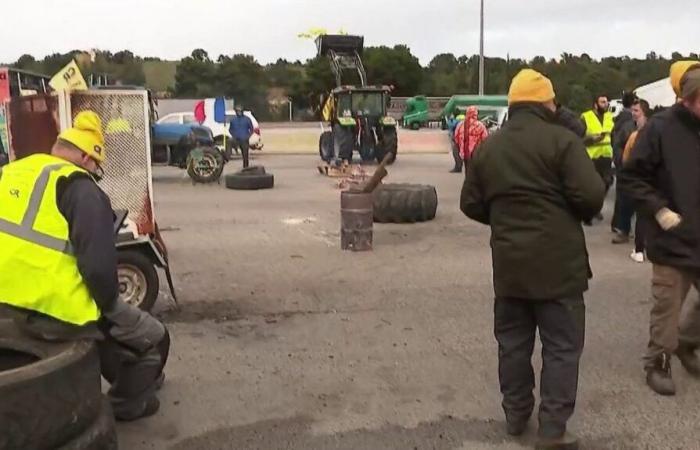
[373, 183, 438, 223]
[186, 146, 225, 183]
[319, 131, 334, 162]
[376, 127, 398, 164]
[333, 124, 354, 162]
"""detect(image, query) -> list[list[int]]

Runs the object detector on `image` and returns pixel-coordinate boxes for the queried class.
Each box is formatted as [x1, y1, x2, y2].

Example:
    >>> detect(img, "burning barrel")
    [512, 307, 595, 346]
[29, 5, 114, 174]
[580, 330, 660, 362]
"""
[340, 191, 373, 251]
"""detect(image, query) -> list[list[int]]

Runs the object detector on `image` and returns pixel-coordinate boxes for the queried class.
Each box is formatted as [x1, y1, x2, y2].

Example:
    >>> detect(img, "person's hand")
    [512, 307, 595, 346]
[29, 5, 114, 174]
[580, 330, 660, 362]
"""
[594, 133, 605, 142]
[655, 207, 682, 231]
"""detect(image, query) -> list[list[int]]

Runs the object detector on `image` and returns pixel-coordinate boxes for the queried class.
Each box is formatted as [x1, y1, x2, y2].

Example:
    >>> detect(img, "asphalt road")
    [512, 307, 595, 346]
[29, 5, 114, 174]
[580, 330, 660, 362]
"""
[118, 154, 700, 450]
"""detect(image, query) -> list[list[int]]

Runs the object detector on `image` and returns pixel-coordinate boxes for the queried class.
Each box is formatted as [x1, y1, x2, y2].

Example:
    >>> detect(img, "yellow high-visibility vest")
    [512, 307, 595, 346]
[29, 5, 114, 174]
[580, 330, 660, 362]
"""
[581, 110, 614, 159]
[0, 153, 100, 325]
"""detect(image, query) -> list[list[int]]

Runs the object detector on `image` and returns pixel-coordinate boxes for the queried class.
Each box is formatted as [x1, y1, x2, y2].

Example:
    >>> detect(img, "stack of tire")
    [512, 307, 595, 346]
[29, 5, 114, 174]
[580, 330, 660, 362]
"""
[373, 183, 438, 223]
[225, 166, 274, 190]
[0, 320, 118, 450]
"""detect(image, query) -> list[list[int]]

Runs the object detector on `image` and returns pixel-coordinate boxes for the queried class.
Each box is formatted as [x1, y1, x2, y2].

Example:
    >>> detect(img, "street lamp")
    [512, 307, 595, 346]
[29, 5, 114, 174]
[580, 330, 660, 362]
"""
[478, 0, 485, 96]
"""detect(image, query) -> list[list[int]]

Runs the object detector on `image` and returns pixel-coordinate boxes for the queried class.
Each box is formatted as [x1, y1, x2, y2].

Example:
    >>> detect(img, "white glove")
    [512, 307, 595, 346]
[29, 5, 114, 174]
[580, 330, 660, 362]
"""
[655, 207, 682, 231]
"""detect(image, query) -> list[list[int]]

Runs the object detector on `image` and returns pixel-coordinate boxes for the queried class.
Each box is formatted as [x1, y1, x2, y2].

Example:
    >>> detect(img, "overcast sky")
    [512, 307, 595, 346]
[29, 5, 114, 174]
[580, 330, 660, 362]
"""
[2, 0, 698, 65]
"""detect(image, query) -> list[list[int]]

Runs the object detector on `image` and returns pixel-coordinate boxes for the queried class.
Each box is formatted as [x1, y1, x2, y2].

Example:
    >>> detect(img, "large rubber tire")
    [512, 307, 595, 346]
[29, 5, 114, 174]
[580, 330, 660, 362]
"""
[333, 124, 354, 162]
[319, 131, 334, 162]
[186, 146, 225, 184]
[373, 183, 438, 223]
[117, 250, 160, 312]
[376, 127, 398, 164]
[225, 170, 275, 190]
[57, 398, 118, 450]
[0, 320, 107, 450]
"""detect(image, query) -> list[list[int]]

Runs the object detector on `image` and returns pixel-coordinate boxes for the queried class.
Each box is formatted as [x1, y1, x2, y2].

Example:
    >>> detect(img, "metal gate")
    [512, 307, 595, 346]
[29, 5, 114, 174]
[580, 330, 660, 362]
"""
[5, 90, 155, 235]
[67, 90, 154, 235]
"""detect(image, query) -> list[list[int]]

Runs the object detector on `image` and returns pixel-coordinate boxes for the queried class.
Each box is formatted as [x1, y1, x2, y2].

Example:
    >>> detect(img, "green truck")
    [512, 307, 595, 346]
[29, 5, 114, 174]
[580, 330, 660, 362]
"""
[402, 94, 509, 130]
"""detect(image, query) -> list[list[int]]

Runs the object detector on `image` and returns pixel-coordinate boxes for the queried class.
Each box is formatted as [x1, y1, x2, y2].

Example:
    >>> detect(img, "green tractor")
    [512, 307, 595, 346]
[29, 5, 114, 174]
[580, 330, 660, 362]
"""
[316, 34, 398, 165]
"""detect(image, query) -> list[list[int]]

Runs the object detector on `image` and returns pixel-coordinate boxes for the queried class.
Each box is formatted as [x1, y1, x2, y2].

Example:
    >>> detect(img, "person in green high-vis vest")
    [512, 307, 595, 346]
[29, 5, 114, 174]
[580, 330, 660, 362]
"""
[581, 94, 614, 224]
[0, 111, 170, 422]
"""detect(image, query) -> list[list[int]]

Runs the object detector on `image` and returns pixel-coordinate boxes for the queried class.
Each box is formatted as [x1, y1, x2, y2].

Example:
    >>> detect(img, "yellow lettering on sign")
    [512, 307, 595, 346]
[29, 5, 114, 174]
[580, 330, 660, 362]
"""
[49, 60, 88, 92]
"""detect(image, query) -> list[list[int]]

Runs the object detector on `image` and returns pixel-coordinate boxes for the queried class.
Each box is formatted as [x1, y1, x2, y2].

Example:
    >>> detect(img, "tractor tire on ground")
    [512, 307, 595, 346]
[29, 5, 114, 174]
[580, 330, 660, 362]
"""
[373, 183, 438, 223]
[319, 131, 334, 162]
[117, 250, 160, 312]
[0, 320, 108, 450]
[376, 127, 398, 164]
[57, 398, 118, 450]
[225, 169, 275, 190]
[333, 124, 354, 162]
[187, 146, 225, 184]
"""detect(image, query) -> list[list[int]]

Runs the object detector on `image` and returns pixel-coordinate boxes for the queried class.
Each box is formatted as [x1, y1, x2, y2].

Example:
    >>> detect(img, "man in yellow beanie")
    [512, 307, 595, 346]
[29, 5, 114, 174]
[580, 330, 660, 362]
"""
[461, 69, 605, 450]
[619, 61, 700, 397]
[0, 110, 169, 421]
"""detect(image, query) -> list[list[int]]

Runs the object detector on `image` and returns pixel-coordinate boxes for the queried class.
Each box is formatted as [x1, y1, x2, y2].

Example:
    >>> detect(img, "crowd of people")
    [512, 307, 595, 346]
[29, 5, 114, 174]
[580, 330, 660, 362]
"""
[460, 61, 700, 449]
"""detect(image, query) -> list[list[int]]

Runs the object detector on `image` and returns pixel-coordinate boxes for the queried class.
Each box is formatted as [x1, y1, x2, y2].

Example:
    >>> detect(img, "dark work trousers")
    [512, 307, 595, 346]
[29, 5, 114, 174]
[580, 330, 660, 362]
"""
[494, 295, 586, 438]
[98, 323, 170, 419]
[592, 157, 613, 194]
[613, 190, 635, 235]
[450, 140, 463, 172]
[234, 137, 250, 168]
[3, 305, 170, 421]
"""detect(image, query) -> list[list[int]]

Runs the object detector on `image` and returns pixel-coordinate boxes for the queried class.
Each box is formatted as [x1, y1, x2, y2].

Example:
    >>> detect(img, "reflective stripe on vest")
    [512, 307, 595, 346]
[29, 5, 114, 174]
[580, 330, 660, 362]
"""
[0, 154, 100, 325]
[581, 110, 614, 160]
[0, 163, 74, 254]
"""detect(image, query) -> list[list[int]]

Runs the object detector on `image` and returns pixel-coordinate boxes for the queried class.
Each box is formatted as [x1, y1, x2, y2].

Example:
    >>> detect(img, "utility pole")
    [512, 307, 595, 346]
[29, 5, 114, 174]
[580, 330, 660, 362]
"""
[478, 0, 485, 95]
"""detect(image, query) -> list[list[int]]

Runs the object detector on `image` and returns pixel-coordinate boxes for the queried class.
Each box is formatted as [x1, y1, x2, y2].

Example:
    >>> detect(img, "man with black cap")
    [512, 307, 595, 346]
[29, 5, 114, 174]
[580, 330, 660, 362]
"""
[620, 61, 700, 396]
[461, 69, 605, 449]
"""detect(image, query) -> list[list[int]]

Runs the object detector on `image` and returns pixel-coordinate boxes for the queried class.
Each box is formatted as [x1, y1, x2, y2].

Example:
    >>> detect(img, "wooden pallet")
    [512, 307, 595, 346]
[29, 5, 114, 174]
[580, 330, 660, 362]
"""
[317, 163, 353, 178]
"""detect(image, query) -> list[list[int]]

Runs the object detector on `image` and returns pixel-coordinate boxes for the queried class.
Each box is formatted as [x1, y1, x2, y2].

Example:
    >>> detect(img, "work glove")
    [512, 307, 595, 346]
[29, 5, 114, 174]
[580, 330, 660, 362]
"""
[655, 207, 682, 231]
[103, 299, 166, 354]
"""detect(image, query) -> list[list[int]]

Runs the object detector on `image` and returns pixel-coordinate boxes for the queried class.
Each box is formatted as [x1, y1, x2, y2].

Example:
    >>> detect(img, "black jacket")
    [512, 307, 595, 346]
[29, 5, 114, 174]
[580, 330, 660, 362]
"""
[56, 173, 118, 312]
[619, 104, 700, 271]
[461, 104, 606, 300]
[612, 109, 635, 167]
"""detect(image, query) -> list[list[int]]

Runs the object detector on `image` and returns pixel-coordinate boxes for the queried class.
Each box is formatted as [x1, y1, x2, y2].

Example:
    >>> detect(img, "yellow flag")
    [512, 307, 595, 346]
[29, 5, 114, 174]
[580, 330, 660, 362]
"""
[298, 27, 329, 39]
[321, 96, 334, 122]
[49, 60, 88, 92]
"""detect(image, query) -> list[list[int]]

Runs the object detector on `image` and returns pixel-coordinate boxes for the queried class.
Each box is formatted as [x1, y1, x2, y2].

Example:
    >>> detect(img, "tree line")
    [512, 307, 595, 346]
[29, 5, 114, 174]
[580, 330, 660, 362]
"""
[9, 48, 698, 120]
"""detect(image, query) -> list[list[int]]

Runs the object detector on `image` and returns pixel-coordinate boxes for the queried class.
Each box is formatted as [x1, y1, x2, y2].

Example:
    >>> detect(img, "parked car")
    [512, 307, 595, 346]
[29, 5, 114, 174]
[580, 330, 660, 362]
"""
[157, 110, 264, 151]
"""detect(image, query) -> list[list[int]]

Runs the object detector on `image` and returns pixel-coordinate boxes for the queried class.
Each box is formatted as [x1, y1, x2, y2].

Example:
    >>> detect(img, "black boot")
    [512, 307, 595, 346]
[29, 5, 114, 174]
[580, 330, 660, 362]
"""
[646, 353, 676, 396]
[676, 343, 700, 377]
[535, 432, 579, 450]
[449, 167, 461, 173]
[506, 419, 529, 437]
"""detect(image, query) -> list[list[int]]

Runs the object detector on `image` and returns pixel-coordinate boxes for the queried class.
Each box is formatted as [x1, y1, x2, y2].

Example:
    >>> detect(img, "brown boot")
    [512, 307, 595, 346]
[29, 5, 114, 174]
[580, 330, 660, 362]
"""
[535, 432, 579, 450]
[646, 353, 676, 396]
[676, 343, 700, 377]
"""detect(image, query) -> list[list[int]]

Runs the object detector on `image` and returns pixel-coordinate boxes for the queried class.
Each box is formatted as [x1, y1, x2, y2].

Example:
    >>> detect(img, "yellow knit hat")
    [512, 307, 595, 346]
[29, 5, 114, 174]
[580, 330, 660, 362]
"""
[58, 111, 106, 162]
[670, 60, 700, 97]
[508, 69, 556, 106]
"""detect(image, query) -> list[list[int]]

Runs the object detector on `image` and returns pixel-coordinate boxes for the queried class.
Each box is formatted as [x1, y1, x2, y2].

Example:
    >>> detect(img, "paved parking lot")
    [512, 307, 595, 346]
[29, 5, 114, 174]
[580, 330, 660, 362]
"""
[118, 154, 700, 450]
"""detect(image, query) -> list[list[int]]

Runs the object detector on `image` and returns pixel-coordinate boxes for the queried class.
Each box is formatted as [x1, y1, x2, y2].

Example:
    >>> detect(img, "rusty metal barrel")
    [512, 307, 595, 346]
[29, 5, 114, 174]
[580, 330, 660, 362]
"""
[340, 191, 373, 251]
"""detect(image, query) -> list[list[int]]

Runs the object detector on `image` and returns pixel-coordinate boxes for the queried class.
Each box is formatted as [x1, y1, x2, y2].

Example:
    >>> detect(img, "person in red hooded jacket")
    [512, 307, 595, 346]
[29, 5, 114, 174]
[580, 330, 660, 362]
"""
[454, 106, 490, 172]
